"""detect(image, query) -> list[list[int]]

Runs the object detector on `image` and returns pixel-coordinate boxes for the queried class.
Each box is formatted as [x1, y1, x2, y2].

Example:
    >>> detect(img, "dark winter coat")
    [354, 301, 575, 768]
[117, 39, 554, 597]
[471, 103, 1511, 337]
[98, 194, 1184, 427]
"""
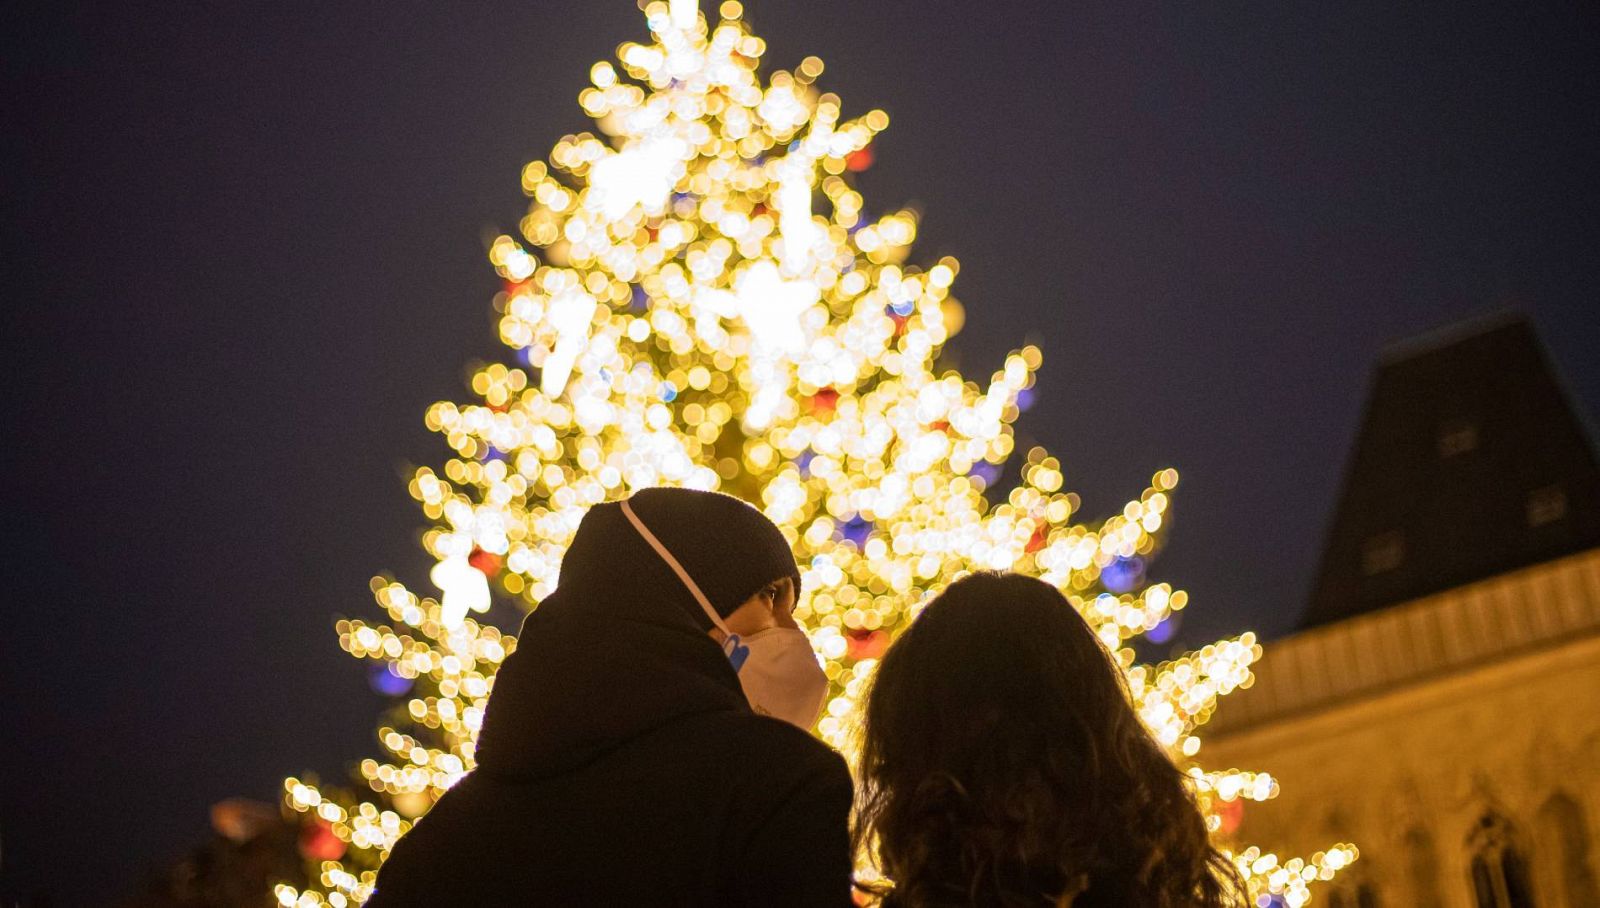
[368, 492, 855, 907]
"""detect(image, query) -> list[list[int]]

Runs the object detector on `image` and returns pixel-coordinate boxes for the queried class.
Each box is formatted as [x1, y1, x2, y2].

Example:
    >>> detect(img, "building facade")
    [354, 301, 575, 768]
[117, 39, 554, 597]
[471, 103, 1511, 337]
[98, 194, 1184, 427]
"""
[1202, 318, 1600, 908]
[1205, 550, 1600, 907]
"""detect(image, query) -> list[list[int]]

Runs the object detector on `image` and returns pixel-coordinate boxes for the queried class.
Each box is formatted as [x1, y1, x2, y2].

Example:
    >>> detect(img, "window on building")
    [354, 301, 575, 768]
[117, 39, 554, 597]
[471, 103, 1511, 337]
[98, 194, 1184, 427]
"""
[1439, 420, 1479, 457]
[1526, 485, 1567, 527]
[1536, 793, 1599, 908]
[1504, 850, 1535, 908]
[1362, 531, 1405, 575]
[1468, 813, 1536, 908]
[1474, 855, 1498, 908]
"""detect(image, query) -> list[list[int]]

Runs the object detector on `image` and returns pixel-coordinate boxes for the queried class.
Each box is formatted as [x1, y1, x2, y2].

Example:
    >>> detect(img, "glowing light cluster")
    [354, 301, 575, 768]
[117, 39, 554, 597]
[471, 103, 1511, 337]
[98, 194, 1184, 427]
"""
[1128, 632, 1261, 750]
[281, 1, 1351, 903]
[1228, 844, 1362, 908]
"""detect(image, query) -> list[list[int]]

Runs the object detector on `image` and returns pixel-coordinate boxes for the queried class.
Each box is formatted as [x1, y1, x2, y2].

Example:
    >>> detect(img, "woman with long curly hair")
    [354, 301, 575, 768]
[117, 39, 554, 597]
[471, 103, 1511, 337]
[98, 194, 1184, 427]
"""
[855, 571, 1242, 907]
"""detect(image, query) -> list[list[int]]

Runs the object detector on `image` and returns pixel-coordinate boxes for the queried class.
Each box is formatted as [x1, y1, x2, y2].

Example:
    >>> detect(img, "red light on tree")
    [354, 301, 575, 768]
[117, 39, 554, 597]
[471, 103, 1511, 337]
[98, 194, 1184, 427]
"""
[1025, 524, 1049, 553]
[468, 547, 503, 577]
[1216, 797, 1245, 836]
[809, 387, 840, 415]
[299, 819, 347, 861]
[845, 628, 889, 661]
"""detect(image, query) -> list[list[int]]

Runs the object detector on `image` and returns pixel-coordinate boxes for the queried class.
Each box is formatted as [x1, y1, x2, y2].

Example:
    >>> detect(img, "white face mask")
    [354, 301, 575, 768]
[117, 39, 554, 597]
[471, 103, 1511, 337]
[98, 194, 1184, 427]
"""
[732, 626, 830, 729]
[620, 499, 830, 730]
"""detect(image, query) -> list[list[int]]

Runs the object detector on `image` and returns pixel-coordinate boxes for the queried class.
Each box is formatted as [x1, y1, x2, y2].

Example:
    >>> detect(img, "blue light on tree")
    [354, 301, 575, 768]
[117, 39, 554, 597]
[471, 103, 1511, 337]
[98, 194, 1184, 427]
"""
[968, 459, 1003, 487]
[1100, 555, 1145, 593]
[840, 515, 874, 548]
[1146, 614, 1179, 645]
[368, 663, 413, 698]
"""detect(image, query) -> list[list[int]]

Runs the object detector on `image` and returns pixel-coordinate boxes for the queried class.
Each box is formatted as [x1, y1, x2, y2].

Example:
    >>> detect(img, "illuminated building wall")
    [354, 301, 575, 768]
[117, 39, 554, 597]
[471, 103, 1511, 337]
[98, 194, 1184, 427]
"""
[1205, 319, 1600, 908]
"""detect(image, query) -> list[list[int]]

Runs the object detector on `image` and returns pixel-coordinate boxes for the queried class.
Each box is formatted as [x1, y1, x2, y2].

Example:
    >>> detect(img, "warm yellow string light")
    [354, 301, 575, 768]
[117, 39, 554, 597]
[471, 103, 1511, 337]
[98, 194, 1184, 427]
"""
[277, 3, 1353, 905]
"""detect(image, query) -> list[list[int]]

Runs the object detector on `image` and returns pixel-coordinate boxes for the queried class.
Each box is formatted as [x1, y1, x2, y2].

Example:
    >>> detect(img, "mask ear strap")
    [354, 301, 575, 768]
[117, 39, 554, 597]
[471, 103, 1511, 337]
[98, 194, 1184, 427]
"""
[619, 498, 748, 671]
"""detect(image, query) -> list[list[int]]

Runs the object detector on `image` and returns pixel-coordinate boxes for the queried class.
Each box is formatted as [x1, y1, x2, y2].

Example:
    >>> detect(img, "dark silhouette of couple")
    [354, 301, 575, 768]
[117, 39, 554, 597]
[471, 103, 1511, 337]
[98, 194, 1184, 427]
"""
[370, 488, 1240, 907]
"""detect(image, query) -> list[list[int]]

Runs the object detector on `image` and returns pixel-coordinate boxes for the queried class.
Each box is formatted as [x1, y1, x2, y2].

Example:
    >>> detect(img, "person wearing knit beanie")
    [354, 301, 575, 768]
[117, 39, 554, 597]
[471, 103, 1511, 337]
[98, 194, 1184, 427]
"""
[368, 488, 854, 908]
[555, 486, 803, 628]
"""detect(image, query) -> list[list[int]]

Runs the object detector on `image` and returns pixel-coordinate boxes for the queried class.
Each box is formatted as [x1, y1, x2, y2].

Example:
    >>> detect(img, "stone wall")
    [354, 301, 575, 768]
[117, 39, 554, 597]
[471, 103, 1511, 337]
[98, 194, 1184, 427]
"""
[1202, 549, 1600, 907]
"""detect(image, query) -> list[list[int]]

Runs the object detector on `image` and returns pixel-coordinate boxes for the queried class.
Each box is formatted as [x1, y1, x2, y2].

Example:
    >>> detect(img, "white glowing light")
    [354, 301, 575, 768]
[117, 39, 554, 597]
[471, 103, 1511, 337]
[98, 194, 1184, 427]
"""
[777, 161, 819, 273]
[540, 289, 599, 397]
[430, 557, 490, 628]
[669, 0, 697, 30]
[587, 137, 688, 221]
[735, 259, 817, 353]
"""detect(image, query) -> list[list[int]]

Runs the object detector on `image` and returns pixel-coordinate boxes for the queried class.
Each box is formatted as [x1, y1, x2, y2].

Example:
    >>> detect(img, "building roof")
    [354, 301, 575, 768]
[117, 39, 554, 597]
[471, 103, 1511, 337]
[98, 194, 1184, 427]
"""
[1301, 315, 1600, 630]
[1210, 547, 1600, 739]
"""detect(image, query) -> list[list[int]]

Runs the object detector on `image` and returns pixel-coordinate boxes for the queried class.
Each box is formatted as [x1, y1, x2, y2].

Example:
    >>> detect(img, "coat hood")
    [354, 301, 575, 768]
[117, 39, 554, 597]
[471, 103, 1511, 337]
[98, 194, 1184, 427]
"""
[473, 488, 802, 779]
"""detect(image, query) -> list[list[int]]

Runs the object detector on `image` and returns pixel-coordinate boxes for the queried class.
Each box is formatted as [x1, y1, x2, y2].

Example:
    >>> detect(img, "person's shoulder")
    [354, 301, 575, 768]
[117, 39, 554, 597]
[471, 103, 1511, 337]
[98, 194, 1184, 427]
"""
[685, 709, 849, 780]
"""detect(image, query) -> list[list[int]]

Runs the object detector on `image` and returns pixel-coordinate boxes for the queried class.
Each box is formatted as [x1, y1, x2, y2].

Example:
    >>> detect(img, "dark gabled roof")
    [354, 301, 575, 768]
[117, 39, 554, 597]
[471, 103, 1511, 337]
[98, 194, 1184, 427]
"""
[1301, 315, 1600, 629]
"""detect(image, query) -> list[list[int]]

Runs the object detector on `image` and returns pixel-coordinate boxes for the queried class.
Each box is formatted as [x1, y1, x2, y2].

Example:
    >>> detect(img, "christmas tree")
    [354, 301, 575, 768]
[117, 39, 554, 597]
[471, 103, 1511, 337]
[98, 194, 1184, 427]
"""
[277, 2, 1355, 905]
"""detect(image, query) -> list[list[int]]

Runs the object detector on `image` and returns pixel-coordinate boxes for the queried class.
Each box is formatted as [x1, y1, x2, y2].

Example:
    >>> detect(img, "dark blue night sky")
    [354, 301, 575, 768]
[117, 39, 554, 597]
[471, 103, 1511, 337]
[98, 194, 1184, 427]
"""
[7, 1, 1599, 902]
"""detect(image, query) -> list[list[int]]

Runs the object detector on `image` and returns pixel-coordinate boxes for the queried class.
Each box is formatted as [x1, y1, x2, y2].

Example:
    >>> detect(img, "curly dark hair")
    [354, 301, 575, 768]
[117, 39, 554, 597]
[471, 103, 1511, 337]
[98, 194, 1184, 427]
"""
[854, 572, 1243, 908]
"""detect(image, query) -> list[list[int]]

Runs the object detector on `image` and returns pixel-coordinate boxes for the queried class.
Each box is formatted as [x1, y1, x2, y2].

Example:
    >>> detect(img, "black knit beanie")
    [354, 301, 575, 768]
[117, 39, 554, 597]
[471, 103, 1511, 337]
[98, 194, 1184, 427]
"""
[553, 487, 801, 630]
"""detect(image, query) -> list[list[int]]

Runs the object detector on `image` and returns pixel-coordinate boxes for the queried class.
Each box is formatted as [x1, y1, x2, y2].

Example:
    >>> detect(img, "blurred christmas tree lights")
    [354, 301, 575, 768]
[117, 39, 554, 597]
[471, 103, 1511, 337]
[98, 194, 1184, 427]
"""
[276, 1, 1355, 904]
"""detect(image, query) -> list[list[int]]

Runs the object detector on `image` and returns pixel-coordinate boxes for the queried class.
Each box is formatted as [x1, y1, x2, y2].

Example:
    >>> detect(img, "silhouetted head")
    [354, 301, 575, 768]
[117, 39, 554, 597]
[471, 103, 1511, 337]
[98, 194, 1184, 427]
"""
[856, 571, 1241, 908]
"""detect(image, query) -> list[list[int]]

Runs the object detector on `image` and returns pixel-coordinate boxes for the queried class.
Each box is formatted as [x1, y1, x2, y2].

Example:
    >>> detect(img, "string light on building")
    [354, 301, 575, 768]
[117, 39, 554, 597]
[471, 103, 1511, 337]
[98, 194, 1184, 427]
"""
[277, 2, 1352, 904]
